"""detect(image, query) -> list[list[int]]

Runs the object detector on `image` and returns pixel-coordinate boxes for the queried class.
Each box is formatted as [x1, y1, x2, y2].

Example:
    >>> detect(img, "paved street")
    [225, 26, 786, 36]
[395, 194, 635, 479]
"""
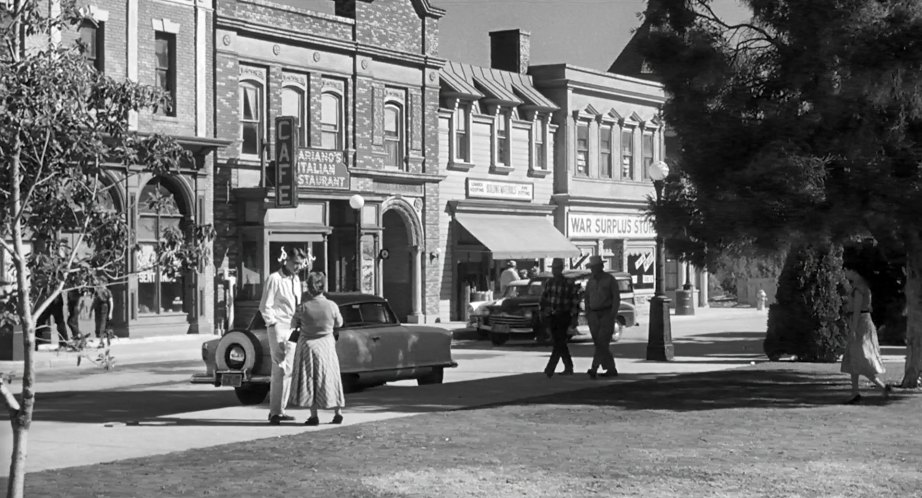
[2, 307, 792, 474]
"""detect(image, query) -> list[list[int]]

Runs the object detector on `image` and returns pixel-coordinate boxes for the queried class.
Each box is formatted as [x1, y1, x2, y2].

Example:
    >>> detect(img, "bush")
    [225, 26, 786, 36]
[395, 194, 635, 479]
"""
[763, 243, 848, 362]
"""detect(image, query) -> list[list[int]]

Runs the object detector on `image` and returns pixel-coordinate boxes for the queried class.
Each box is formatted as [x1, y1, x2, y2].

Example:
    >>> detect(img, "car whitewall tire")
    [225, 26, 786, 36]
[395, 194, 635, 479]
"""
[215, 330, 262, 372]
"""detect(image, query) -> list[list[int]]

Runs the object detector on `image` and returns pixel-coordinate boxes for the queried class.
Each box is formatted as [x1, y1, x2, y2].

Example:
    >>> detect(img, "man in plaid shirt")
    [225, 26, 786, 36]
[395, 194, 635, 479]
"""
[539, 258, 580, 377]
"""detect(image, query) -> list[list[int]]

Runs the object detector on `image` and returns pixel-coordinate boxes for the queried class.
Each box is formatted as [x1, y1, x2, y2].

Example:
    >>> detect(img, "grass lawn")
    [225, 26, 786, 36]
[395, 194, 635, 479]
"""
[15, 361, 922, 497]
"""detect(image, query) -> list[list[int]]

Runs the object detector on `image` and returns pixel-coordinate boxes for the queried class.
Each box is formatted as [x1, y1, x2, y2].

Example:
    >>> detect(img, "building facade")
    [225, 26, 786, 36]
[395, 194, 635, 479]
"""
[0, 0, 223, 339]
[213, 0, 444, 326]
[529, 63, 667, 305]
[436, 31, 577, 322]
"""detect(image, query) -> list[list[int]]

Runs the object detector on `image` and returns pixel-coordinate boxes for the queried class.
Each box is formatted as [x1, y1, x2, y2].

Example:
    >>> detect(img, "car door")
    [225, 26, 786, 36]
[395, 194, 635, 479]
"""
[334, 304, 375, 373]
[352, 301, 415, 373]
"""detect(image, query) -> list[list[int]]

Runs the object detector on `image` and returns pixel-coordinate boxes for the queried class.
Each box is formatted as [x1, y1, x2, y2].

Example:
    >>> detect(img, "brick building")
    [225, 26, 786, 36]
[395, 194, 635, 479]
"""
[436, 31, 578, 321]
[213, 0, 444, 326]
[20, 0, 224, 338]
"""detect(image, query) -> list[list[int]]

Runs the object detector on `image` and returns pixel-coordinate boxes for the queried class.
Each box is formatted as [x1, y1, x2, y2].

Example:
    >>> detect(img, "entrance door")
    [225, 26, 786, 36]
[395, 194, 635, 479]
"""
[382, 210, 412, 322]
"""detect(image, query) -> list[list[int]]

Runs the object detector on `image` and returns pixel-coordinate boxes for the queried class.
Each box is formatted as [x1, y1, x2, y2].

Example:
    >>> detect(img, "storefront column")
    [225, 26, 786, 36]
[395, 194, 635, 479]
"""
[698, 269, 709, 308]
[407, 245, 424, 323]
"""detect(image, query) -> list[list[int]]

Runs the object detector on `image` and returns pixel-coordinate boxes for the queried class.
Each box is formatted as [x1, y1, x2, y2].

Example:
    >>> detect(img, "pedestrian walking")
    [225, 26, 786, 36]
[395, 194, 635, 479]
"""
[92, 281, 113, 345]
[289, 272, 345, 425]
[499, 260, 518, 294]
[841, 268, 891, 404]
[583, 256, 620, 379]
[36, 293, 67, 349]
[259, 247, 306, 425]
[539, 258, 579, 377]
[65, 287, 86, 343]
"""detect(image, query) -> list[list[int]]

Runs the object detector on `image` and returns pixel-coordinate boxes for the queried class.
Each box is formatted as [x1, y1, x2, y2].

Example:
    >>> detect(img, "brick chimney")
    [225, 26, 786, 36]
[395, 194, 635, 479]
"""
[489, 29, 531, 74]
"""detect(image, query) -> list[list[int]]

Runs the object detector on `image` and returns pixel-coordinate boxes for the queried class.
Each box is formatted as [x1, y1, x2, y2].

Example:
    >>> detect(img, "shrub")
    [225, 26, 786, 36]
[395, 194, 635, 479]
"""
[763, 243, 848, 362]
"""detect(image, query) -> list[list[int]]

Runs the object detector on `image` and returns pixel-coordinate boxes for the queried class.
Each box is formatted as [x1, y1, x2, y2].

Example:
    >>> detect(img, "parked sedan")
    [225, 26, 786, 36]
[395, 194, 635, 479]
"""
[191, 293, 458, 405]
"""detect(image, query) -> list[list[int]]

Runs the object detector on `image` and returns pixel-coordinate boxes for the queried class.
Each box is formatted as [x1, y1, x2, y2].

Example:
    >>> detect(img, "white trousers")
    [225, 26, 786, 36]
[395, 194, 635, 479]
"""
[267, 324, 296, 416]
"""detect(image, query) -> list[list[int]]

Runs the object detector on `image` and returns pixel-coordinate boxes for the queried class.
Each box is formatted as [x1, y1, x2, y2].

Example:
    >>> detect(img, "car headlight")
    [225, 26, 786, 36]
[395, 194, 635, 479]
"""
[523, 310, 532, 320]
[227, 344, 246, 369]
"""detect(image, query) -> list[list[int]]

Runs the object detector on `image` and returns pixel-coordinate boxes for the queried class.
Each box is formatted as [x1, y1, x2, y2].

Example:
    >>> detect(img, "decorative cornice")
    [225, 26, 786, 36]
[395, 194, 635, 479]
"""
[349, 167, 445, 184]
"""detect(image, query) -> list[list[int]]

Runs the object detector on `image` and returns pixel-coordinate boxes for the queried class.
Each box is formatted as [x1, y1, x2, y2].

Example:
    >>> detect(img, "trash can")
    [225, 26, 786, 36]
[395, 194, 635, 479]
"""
[674, 289, 695, 316]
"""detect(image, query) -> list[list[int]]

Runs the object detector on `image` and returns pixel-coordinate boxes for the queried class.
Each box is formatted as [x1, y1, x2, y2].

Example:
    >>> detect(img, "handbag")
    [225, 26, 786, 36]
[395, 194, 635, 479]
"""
[288, 328, 300, 343]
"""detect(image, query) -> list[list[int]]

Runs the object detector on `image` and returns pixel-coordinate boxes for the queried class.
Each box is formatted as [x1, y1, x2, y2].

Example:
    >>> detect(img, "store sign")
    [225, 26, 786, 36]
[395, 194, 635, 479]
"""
[297, 148, 350, 190]
[566, 213, 656, 239]
[626, 247, 656, 289]
[275, 116, 298, 208]
[466, 179, 533, 201]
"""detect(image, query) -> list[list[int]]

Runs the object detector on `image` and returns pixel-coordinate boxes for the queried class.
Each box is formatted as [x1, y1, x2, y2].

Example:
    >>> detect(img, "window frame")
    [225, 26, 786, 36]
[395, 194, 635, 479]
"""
[495, 111, 510, 166]
[384, 101, 405, 169]
[238, 80, 265, 158]
[280, 84, 306, 147]
[600, 123, 613, 179]
[621, 127, 635, 180]
[320, 90, 344, 151]
[454, 104, 470, 162]
[154, 31, 176, 117]
[642, 130, 655, 181]
[533, 117, 546, 171]
[576, 120, 590, 177]
[79, 20, 105, 72]
[137, 178, 187, 316]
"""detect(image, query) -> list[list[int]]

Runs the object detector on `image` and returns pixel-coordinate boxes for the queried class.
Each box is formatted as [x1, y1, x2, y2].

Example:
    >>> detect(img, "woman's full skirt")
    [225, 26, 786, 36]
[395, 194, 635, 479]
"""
[289, 334, 345, 409]
[840, 313, 885, 378]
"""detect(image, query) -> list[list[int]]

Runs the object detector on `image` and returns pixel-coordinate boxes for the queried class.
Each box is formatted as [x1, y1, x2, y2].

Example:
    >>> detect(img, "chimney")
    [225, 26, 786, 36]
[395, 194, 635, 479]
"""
[489, 29, 531, 74]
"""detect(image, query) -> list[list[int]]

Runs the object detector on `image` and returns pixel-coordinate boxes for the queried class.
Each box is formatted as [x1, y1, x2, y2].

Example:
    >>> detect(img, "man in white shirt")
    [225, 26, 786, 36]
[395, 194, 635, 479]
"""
[259, 247, 306, 425]
[499, 260, 519, 294]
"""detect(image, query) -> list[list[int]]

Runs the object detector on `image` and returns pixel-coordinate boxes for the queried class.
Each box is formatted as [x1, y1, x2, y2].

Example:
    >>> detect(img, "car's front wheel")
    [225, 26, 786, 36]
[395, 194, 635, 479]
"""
[341, 373, 363, 394]
[417, 366, 444, 385]
[490, 332, 510, 346]
[234, 384, 269, 405]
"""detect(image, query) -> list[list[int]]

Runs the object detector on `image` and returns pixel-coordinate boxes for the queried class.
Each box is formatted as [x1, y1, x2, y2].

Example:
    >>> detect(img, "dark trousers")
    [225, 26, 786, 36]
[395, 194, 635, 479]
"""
[37, 299, 67, 346]
[94, 303, 110, 338]
[544, 312, 573, 373]
[66, 303, 81, 340]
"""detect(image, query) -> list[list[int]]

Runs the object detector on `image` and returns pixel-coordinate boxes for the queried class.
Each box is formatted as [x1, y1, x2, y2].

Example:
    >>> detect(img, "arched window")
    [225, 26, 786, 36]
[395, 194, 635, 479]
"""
[280, 86, 305, 145]
[320, 92, 342, 150]
[384, 102, 404, 168]
[137, 178, 187, 315]
[239, 81, 263, 156]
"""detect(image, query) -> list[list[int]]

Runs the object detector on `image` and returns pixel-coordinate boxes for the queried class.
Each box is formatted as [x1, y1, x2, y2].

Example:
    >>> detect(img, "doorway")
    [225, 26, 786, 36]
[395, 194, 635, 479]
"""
[382, 209, 412, 322]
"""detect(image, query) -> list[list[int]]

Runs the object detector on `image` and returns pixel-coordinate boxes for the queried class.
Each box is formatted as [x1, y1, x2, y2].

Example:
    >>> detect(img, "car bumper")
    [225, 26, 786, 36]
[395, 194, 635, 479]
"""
[190, 370, 271, 387]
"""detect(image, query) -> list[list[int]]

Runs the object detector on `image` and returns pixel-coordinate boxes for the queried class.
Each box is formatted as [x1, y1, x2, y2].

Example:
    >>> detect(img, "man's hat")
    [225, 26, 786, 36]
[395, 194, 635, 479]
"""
[551, 258, 565, 268]
[287, 247, 308, 262]
[506, 260, 516, 267]
[587, 255, 605, 268]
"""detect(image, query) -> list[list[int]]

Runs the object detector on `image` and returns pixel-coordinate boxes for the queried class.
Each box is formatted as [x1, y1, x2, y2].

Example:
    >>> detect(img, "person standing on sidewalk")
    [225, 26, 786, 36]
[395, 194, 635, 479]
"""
[841, 268, 891, 404]
[259, 247, 306, 425]
[92, 280, 113, 346]
[539, 258, 579, 377]
[584, 256, 620, 379]
[500, 261, 518, 294]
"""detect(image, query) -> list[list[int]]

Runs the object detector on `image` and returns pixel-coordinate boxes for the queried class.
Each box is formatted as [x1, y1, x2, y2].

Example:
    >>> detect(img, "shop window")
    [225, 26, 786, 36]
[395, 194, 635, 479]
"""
[496, 112, 509, 166]
[600, 124, 613, 179]
[384, 102, 404, 168]
[621, 128, 634, 180]
[137, 178, 187, 315]
[238, 241, 261, 301]
[454, 104, 469, 162]
[281, 86, 305, 145]
[642, 131, 655, 180]
[320, 91, 342, 150]
[239, 81, 263, 156]
[576, 121, 589, 176]
[267, 241, 326, 287]
[79, 20, 104, 72]
[154, 32, 176, 116]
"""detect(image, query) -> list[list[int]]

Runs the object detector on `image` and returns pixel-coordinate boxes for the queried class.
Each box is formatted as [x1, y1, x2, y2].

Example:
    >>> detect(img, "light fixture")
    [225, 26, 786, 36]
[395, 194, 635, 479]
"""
[429, 247, 441, 261]
[647, 160, 670, 181]
[349, 194, 365, 211]
[647, 159, 674, 361]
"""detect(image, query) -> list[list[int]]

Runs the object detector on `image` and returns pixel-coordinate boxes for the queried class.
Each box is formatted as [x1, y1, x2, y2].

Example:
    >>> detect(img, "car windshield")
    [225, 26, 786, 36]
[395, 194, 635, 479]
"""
[340, 302, 399, 327]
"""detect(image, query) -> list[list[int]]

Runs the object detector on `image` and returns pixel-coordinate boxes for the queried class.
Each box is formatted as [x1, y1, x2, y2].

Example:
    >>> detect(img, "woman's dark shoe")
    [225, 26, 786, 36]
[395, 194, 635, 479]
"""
[331, 414, 343, 425]
[304, 416, 320, 426]
[268, 415, 282, 425]
[586, 369, 597, 380]
[843, 394, 862, 405]
[544, 368, 554, 378]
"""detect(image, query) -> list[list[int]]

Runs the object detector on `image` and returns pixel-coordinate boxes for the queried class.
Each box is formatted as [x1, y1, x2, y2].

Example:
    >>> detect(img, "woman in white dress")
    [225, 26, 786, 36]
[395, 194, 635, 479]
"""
[840, 268, 891, 404]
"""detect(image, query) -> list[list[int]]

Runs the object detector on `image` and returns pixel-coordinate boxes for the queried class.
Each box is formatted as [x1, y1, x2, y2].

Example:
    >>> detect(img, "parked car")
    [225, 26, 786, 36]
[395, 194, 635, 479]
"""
[467, 279, 534, 335]
[481, 270, 638, 346]
[191, 293, 458, 405]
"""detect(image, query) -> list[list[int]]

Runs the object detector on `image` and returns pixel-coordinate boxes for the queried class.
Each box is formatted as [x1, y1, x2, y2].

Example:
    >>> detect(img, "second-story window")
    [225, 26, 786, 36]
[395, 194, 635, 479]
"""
[621, 128, 634, 180]
[496, 112, 509, 166]
[600, 124, 613, 178]
[79, 20, 104, 72]
[576, 121, 589, 176]
[321, 92, 342, 150]
[384, 103, 404, 168]
[534, 119, 546, 170]
[239, 82, 263, 156]
[154, 32, 176, 116]
[642, 131, 655, 180]
[454, 105, 469, 162]
[281, 86, 305, 145]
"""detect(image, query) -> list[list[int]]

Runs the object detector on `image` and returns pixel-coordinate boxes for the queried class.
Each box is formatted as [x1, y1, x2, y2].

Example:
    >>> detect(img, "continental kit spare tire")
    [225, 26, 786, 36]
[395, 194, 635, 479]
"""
[215, 330, 262, 372]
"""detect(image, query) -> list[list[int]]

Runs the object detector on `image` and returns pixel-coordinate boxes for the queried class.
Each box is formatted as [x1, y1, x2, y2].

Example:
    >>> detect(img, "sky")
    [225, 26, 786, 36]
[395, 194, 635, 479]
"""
[276, 0, 751, 72]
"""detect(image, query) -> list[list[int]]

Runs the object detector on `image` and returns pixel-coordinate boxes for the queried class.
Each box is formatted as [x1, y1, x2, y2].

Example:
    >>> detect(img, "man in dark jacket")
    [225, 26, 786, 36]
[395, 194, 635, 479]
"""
[539, 258, 580, 377]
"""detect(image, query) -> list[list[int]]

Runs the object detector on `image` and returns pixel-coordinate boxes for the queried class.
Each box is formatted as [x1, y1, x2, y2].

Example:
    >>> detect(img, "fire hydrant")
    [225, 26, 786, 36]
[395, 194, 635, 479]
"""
[756, 289, 767, 311]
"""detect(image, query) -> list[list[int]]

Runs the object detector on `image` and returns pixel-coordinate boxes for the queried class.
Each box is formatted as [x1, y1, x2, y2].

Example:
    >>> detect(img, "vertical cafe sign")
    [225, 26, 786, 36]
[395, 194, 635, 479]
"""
[275, 116, 299, 208]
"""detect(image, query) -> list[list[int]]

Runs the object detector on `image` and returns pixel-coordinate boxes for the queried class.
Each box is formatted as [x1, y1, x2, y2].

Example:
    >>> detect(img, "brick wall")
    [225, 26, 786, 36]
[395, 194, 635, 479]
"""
[355, 0, 422, 55]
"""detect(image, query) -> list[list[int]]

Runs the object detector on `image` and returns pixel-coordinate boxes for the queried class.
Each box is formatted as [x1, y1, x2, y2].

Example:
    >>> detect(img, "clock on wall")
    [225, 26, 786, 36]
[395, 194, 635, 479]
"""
[378, 248, 390, 260]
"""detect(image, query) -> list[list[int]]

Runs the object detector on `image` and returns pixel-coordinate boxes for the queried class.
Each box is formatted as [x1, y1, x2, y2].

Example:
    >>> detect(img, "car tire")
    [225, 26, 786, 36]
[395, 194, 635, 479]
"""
[417, 366, 444, 385]
[612, 320, 625, 343]
[215, 330, 262, 372]
[341, 373, 363, 394]
[234, 384, 269, 405]
[490, 333, 510, 346]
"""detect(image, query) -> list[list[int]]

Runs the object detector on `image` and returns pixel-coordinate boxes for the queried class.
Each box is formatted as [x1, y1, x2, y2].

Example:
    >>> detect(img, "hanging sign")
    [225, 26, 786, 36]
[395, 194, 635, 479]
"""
[296, 149, 350, 190]
[275, 116, 299, 208]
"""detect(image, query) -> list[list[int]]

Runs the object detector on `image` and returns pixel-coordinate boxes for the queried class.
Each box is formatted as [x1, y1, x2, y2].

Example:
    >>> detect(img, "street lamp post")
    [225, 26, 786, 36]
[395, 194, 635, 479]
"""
[647, 160, 675, 361]
[349, 194, 365, 293]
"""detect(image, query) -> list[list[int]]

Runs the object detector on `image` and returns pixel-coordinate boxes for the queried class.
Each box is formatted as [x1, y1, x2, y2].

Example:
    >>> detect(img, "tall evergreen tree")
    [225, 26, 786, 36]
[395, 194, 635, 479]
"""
[640, 0, 922, 387]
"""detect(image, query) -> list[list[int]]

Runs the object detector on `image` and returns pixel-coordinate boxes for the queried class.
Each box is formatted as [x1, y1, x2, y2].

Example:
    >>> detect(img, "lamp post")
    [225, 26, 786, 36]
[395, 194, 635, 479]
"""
[349, 194, 365, 293]
[647, 160, 674, 361]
